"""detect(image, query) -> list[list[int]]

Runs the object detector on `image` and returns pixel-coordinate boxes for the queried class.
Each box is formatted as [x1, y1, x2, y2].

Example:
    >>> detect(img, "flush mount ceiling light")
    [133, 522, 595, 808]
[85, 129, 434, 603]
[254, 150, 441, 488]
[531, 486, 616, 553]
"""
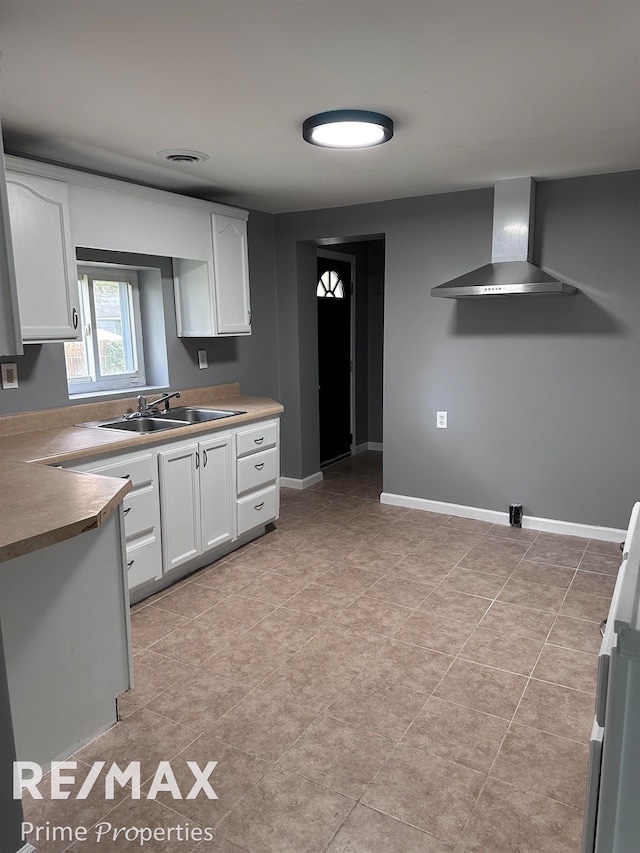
[302, 110, 394, 149]
[157, 149, 209, 164]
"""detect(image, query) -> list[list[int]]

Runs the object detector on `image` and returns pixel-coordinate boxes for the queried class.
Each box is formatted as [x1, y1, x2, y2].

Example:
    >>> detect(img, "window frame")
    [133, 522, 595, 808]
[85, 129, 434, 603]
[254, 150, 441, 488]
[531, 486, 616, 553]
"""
[317, 269, 346, 299]
[64, 265, 146, 395]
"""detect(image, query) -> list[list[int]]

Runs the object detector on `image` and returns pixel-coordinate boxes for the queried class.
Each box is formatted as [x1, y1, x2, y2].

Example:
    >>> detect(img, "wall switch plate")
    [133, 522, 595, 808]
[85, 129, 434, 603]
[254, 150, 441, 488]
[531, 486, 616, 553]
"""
[197, 349, 208, 369]
[436, 411, 447, 429]
[1, 363, 18, 389]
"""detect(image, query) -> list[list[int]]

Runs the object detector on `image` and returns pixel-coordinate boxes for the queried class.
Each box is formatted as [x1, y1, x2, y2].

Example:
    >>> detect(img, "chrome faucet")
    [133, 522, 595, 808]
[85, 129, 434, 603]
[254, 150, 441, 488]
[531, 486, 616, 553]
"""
[126, 391, 181, 418]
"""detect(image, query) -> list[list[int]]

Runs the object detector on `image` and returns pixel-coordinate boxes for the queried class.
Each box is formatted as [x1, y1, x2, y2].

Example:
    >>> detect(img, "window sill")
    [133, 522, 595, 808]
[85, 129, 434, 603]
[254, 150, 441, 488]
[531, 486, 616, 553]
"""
[69, 385, 169, 403]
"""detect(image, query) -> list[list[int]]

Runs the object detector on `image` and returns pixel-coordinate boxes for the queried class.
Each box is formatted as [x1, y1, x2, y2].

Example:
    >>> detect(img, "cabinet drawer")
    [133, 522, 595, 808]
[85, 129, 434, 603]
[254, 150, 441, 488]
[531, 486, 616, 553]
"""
[126, 534, 162, 591]
[236, 421, 278, 457]
[237, 447, 278, 495]
[123, 488, 158, 540]
[237, 485, 278, 536]
[82, 452, 154, 488]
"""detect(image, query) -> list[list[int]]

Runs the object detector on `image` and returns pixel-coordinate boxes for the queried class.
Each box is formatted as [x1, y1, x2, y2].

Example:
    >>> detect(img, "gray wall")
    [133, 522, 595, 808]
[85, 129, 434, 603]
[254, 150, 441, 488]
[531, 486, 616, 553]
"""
[2, 170, 637, 529]
[275, 172, 639, 529]
[0, 209, 279, 415]
[0, 623, 23, 853]
[367, 240, 384, 444]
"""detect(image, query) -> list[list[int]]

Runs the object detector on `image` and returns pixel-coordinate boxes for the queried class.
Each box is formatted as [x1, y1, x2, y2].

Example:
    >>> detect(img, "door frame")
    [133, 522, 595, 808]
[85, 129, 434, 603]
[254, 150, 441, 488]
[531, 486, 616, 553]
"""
[316, 248, 356, 459]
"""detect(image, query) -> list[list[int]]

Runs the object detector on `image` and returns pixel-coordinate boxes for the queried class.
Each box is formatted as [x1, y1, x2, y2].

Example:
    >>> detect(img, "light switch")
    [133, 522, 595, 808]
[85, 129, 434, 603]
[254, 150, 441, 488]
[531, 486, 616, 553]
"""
[197, 349, 208, 369]
[1, 363, 18, 389]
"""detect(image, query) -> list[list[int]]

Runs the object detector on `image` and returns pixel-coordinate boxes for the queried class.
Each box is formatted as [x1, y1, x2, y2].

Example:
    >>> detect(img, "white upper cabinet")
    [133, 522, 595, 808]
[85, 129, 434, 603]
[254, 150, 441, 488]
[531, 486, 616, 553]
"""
[174, 210, 252, 338]
[211, 212, 251, 335]
[0, 130, 22, 356]
[6, 172, 80, 342]
[4, 156, 253, 340]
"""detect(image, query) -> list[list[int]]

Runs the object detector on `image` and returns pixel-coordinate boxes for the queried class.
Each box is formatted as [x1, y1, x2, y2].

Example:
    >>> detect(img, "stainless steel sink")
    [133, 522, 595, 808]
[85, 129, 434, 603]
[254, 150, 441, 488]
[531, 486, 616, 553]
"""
[157, 407, 246, 423]
[77, 407, 245, 433]
[78, 416, 191, 433]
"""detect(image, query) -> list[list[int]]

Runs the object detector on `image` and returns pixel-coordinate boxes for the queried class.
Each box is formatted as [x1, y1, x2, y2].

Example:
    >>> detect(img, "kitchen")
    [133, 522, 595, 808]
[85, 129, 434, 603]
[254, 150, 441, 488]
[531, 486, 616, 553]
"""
[0, 1, 639, 852]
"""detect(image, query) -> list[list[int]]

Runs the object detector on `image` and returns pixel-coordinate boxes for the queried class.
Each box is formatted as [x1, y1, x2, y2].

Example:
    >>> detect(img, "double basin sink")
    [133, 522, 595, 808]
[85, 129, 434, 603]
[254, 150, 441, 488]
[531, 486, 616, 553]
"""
[79, 407, 246, 435]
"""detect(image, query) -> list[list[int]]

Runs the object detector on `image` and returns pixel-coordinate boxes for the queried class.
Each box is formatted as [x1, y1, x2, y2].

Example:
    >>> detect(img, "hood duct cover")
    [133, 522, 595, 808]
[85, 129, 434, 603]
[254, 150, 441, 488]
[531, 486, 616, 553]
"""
[431, 178, 577, 298]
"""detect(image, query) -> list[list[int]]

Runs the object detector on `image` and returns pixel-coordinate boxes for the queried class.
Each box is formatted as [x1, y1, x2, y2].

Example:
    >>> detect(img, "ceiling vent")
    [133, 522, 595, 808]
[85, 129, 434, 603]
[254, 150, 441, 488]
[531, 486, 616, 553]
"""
[157, 149, 209, 164]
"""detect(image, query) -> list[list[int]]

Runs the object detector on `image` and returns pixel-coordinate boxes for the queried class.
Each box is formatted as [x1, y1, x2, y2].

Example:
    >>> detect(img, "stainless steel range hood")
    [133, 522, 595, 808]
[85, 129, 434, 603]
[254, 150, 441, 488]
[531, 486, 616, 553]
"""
[431, 178, 577, 298]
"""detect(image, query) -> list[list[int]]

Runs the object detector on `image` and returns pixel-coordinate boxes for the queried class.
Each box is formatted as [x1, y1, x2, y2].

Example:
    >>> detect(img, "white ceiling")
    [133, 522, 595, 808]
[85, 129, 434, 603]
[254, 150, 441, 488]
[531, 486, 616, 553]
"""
[0, 0, 638, 214]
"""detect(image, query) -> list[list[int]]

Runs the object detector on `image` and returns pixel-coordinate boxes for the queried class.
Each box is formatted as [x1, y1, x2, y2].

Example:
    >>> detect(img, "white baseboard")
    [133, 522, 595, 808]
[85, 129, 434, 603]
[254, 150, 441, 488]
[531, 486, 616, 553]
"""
[379, 492, 626, 543]
[280, 471, 323, 490]
[355, 442, 383, 454]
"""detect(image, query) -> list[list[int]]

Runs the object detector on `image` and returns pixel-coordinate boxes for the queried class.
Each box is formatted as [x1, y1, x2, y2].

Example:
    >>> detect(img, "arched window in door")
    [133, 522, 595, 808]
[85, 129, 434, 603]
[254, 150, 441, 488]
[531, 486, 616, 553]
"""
[316, 269, 345, 298]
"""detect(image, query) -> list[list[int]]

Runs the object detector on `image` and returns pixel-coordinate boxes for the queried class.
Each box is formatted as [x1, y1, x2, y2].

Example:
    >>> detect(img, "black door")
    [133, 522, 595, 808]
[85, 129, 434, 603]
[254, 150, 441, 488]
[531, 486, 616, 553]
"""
[317, 255, 351, 466]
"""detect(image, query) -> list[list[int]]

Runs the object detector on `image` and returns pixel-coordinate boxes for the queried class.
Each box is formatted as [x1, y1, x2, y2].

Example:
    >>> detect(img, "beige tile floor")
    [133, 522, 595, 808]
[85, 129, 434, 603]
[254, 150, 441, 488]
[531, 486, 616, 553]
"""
[24, 451, 618, 852]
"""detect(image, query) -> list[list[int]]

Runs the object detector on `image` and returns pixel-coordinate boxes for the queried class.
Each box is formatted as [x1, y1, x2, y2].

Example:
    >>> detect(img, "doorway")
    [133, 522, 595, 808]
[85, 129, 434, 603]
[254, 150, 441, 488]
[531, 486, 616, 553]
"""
[317, 250, 354, 466]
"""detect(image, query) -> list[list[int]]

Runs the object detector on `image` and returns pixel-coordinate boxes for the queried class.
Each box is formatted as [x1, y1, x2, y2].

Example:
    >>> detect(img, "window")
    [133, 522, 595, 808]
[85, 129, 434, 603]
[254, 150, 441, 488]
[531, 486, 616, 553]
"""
[64, 266, 146, 394]
[317, 269, 345, 298]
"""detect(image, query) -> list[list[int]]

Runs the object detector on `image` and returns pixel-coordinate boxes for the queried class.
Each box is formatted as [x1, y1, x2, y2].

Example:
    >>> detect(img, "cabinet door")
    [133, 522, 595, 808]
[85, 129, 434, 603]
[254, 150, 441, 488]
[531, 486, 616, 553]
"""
[211, 213, 251, 335]
[174, 258, 216, 337]
[6, 172, 80, 342]
[0, 138, 22, 356]
[158, 443, 201, 572]
[200, 433, 235, 551]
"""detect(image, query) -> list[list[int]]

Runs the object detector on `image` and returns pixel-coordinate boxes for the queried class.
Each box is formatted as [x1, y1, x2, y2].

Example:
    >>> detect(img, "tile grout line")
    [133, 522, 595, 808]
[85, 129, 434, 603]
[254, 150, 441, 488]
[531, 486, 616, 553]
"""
[124, 478, 604, 850]
[453, 554, 586, 845]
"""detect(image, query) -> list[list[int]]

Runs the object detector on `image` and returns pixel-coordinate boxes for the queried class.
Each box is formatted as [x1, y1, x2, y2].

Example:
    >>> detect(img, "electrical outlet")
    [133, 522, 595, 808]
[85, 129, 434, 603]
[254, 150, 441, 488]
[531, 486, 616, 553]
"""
[197, 349, 208, 369]
[436, 411, 447, 429]
[1, 363, 18, 389]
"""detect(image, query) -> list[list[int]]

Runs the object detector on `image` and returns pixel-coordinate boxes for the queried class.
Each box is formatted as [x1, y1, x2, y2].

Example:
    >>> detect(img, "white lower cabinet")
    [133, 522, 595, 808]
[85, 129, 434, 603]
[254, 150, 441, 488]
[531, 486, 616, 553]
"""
[200, 432, 235, 552]
[235, 419, 280, 535]
[67, 450, 162, 592]
[158, 432, 234, 572]
[158, 442, 202, 572]
[65, 416, 278, 596]
[237, 484, 279, 536]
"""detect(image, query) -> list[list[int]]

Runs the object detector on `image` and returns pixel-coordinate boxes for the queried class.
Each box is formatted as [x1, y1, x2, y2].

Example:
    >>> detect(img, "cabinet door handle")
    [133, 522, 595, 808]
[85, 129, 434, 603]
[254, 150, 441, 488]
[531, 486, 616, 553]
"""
[254, 437, 264, 445]
[254, 502, 264, 511]
[254, 462, 265, 470]
[123, 507, 131, 516]
[195, 452, 200, 469]
[248, 311, 252, 326]
[121, 474, 130, 480]
[72, 308, 79, 329]
[202, 449, 208, 467]
[126, 559, 135, 571]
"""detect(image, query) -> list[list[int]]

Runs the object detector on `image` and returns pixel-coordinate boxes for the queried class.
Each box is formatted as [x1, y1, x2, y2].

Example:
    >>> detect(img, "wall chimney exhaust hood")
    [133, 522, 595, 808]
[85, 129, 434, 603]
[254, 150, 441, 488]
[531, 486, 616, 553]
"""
[431, 178, 577, 299]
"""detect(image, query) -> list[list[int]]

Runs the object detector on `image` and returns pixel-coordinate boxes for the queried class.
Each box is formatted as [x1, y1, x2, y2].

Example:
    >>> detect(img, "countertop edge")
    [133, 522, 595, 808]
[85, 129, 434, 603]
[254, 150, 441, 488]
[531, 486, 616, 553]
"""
[26, 398, 284, 466]
[0, 465, 132, 564]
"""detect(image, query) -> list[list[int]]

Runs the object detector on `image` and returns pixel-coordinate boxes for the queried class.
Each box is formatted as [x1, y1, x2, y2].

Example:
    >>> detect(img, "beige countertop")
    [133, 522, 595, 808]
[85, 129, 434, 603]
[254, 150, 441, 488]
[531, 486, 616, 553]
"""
[0, 384, 283, 563]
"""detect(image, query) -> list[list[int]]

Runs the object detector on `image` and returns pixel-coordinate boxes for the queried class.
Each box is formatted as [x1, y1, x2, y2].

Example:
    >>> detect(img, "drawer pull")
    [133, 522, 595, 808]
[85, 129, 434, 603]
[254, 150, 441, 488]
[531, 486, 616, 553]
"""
[72, 307, 79, 329]
[254, 437, 264, 445]
[254, 502, 265, 511]
[121, 474, 131, 480]
[126, 559, 135, 571]
[123, 507, 132, 516]
[254, 462, 265, 470]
